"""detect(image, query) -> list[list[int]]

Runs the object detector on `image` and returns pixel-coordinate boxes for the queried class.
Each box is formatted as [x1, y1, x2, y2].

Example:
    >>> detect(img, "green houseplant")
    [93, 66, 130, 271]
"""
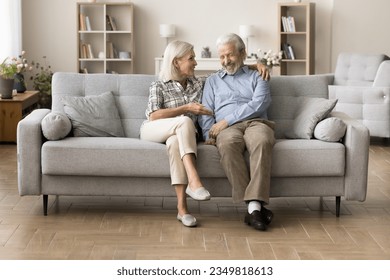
[1, 51, 31, 98]
[31, 57, 53, 108]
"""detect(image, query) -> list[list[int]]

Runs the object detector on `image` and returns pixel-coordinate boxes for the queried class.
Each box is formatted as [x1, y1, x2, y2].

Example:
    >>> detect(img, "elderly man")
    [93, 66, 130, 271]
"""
[198, 33, 275, 231]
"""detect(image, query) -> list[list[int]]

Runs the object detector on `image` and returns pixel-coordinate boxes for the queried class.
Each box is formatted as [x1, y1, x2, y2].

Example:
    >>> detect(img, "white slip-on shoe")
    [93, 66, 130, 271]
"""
[177, 214, 197, 227]
[185, 186, 211, 201]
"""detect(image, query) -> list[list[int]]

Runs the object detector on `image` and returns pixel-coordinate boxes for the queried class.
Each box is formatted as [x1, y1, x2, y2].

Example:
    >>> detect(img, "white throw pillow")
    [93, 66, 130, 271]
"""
[61, 91, 124, 137]
[41, 112, 72, 140]
[285, 97, 338, 139]
[314, 117, 347, 142]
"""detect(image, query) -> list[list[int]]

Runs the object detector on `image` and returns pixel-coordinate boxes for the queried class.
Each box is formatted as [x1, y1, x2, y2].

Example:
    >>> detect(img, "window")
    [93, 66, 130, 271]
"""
[0, 0, 21, 59]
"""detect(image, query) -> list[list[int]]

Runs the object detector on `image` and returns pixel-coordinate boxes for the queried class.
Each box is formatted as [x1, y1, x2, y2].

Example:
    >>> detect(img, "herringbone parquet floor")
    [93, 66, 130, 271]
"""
[0, 141, 389, 260]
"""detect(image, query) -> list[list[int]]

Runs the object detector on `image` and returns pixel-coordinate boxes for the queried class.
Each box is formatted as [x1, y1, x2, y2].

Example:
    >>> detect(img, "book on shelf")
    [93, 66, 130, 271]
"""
[281, 16, 296, 32]
[80, 14, 93, 31]
[288, 44, 295, 60]
[79, 13, 86, 31]
[85, 16, 92, 31]
[80, 42, 95, 59]
[106, 15, 117, 31]
[87, 44, 94, 59]
[106, 41, 118, 58]
[281, 43, 296, 60]
[80, 43, 87, 58]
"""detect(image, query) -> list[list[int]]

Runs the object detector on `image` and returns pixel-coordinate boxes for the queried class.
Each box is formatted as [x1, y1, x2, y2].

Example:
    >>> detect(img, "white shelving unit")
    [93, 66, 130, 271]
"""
[77, 2, 134, 74]
[278, 2, 315, 75]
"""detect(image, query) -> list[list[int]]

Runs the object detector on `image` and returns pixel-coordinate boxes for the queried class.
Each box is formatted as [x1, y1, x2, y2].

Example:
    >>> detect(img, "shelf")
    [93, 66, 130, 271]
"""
[106, 31, 132, 34]
[77, 2, 134, 74]
[281, 59, 307, 63]
[280, 32, 307, 35]
[278, 2, 315, 75]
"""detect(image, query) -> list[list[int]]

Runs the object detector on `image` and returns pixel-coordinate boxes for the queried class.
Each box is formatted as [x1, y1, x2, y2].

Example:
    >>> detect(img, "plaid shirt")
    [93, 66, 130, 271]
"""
[145, 76, 207, 123]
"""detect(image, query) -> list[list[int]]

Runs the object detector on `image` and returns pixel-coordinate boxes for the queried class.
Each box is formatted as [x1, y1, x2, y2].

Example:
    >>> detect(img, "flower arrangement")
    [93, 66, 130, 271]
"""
[0, 51, 31, 79]
[30, 56, 53, 96]
[257, 49, 283, 69]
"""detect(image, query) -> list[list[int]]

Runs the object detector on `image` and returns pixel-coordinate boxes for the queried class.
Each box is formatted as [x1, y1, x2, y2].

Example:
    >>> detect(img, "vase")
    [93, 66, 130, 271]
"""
[14, 73, 27, 93]
[0, 77, 14, 99]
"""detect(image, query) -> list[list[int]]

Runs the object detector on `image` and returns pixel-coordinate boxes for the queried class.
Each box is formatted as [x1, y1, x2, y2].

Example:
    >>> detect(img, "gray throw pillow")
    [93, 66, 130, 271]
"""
[61, 91, 124, 137]
[314, 117, 347, 142]
[285, 97, 338, 139]
[41, 112, 72, 140]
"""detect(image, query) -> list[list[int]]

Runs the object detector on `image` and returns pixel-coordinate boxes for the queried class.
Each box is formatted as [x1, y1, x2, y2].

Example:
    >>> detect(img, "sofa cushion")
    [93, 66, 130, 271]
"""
[41, 112, 72, 140]
[61, 91, 124, 137]
[41, 138, 227, 178]
[51, 73, 157, 138]
[42, 137, 345, 178]
[314, 117, 347, 142]
[271, 139, 345, 177]
[42, 137, 170, 177]
[285, 97, 337, 139]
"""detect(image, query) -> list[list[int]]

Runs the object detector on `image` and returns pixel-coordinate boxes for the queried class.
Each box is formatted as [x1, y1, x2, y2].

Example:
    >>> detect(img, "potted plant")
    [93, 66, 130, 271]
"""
[30, 56, 53, 108]
[0, 51, 31, 98]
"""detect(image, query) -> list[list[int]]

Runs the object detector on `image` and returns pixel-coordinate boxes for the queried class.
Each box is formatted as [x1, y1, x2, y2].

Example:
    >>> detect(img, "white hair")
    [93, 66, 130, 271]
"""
[159, 40, 194, 81]
[216, 33, 246, 54]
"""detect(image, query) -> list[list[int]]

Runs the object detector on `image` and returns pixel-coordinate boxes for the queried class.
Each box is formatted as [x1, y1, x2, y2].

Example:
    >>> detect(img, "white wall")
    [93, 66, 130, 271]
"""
[331, 0, 390, 69]
[25, 0, 389, 76]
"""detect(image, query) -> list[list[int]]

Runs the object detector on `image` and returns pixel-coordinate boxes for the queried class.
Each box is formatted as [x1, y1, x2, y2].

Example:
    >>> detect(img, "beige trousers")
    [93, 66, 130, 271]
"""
[140, 116, 197, 185]
[216, 119, 275, 204]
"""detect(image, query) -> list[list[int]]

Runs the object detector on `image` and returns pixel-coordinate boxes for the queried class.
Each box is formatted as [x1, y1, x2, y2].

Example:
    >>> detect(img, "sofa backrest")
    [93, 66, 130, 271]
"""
[52, 72, 333, 139]
[334, 53, 389, 86]
[269, 74, 334, 138]
[52, 73, 157, 138]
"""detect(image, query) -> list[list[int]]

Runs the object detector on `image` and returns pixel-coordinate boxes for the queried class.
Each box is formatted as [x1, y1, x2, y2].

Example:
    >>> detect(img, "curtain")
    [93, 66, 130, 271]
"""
[0, 0, 22, 59]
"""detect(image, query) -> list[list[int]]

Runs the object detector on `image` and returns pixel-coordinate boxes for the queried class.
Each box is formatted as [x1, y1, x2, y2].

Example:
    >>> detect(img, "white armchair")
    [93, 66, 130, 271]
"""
[328, 53, 390, 139]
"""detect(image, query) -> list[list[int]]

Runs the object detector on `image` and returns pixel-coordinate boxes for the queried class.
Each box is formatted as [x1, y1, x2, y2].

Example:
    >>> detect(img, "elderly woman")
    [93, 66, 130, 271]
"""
[140, 40, 268, 227]
[140, 41, 213, 227]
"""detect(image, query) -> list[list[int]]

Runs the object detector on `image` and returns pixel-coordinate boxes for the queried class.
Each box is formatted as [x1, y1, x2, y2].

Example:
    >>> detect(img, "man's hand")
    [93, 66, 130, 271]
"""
[186, 102, 213, 116]
[204, 138, 216, 146]
[209, 119, 228, 139]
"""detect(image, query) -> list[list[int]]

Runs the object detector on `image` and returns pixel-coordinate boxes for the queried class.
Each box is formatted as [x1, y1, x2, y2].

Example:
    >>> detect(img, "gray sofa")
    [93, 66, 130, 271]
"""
[17, 72, 370, 217]
[328, 53, 390, 139]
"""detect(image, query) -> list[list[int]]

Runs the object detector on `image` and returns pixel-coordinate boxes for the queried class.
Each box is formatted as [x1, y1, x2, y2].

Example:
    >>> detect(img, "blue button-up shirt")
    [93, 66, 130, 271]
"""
[199, 66, 271, 140]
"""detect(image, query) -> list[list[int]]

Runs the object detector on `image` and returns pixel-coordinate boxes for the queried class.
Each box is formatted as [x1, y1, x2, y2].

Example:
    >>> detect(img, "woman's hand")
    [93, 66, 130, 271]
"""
[257, 63, 270, 81]
[248, 63, 270, 81]
[186, 102, 213, 116]
[149, 102, 212, 120]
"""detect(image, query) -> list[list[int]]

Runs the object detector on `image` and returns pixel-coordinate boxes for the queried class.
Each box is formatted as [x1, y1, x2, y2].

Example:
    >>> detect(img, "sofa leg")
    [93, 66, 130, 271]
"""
[335, 196, 341, 217]
[43, 195, 48, 216]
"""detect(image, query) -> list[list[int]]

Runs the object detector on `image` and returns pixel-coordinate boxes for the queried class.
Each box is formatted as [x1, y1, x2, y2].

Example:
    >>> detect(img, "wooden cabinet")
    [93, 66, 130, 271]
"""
[0, 91, 39, 143]
[278, 2, 315, 75]
[77, 2, 134, 74]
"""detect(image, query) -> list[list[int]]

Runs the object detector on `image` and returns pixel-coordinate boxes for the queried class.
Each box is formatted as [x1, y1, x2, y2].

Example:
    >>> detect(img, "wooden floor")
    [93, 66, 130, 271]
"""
[0, 141, 389, 260]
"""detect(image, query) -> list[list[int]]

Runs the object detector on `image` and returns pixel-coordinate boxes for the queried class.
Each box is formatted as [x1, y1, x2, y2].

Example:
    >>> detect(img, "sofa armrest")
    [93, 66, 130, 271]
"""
[329, 111, 370, 201]
[373, 60, 390, 87]
[17, 109, 51, 195]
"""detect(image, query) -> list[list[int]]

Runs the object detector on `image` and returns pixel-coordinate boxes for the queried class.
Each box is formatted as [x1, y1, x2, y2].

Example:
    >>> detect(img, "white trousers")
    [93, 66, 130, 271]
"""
[140, 116, 197, 185]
